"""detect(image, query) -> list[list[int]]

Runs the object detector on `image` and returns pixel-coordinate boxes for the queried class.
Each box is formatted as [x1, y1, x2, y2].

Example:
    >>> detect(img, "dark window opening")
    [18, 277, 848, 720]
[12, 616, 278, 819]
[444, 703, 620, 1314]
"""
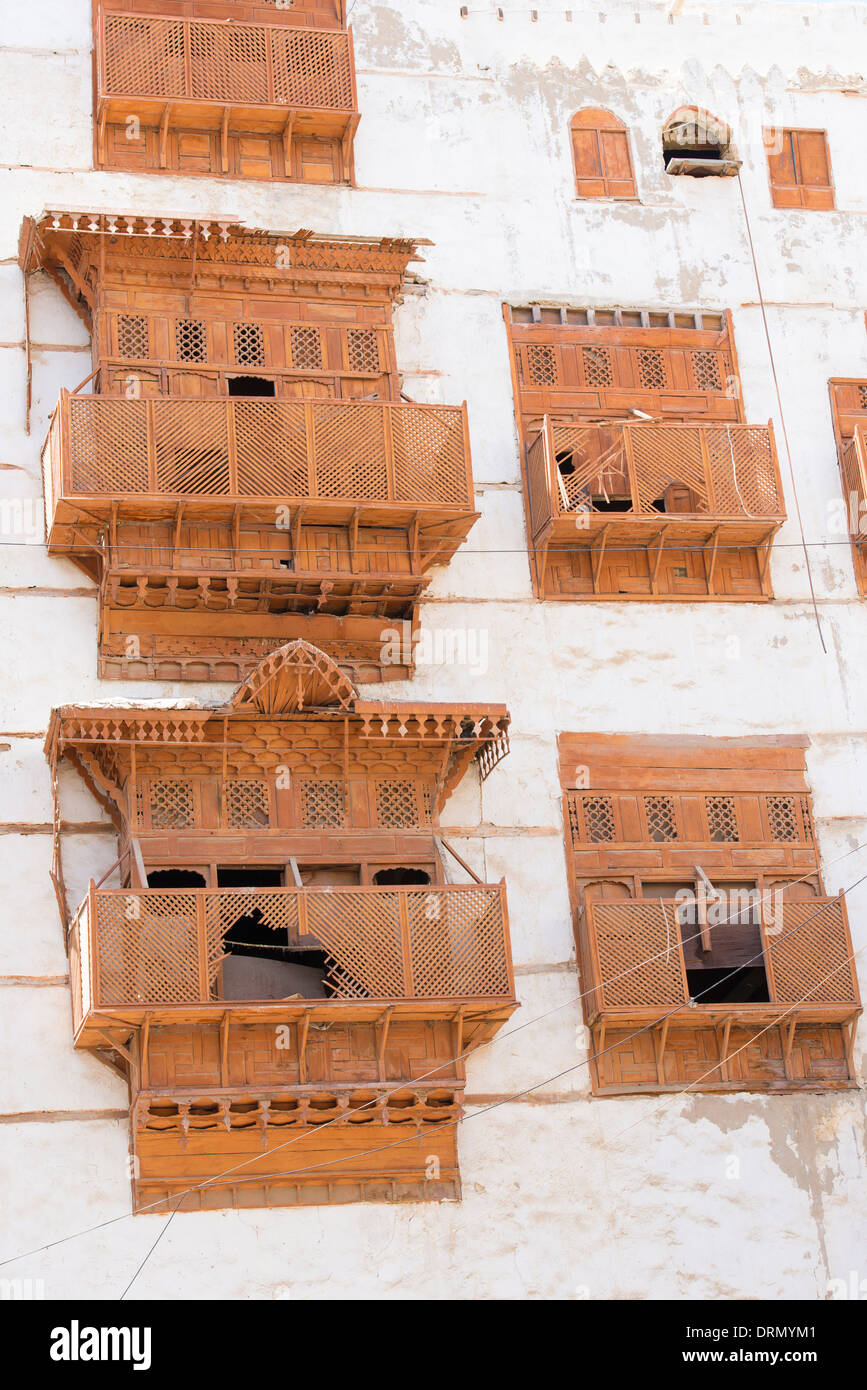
[373, 867, 432, 885]
[686, 966, 769, 1005]
[147, 868, 206, 888]
[215, 863, 330, 1000]
[557, 452, 576, 477]
[216, 866, 285, 888]
[589, 496, 633, 513]
[227, 376, 276, 398]
[663, 144, 724, 168]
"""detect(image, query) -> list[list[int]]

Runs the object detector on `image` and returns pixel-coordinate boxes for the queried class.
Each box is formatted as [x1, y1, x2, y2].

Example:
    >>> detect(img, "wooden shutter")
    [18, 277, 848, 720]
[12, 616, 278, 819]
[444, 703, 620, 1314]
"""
[571, 110, 636, 199]
[766, 129, 834, 210]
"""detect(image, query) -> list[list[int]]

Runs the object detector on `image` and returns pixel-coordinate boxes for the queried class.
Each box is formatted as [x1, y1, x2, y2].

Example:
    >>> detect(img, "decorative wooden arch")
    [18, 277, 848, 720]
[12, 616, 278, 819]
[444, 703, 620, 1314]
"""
[229, 640, 358, 714]
[570, 108, 637, 199]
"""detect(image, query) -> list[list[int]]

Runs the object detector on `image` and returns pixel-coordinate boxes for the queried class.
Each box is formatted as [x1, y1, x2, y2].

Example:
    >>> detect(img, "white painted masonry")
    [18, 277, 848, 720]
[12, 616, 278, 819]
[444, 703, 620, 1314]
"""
[1, 0, 866, 1299]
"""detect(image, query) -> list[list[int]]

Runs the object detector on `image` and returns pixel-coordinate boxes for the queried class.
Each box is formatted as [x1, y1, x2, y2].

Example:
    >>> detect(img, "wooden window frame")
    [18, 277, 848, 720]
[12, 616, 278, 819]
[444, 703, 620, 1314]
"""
[765, 128, 835, 210]
[570, 109, 638, 201]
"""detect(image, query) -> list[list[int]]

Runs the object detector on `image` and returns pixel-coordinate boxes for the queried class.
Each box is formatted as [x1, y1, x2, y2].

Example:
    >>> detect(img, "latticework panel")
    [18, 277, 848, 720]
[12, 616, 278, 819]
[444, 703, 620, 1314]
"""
[566, 792, 616, 844]
[102, 15, 186, 97]
[190, 24, 269, 104]
[391, 405, 470, 506]
[140, 780, 196, 830]
[543, 422, 782, 520]
[374, 780, 428, 828]
[311, 402, 389, 500]
[589, 901, 687, 1010]
[289, 326, 324, 371]
[764, 794, 811, 843]
[627, 427, 710, 513]
[174, 319, 207, 363]
[101, 14, 354, 113]
[406, 888, 511, 998]
[298, 779, 346, 828]
[233, 322, 266, 368]
[644, 795, 678, 842]
[706, 795, 739, 842]
[67, 397, 149, 493]
[94, 893, 220, 1005]
[211, 890, 300, 948]
[225, 779, 271, 828]
[547, 423, 629, 511]
[582, 346, 613, 388]
[233, 400, 309, 496]
[767, 900, 857, 1005]
[691, 350, 724, 391]
[704, 426, 781, 516]
[153, 401, 230, 494]
[346, 328, 380, 374]
[524, 344, 560, 386]
[637, 348, 669, 391]
[272, 26, 354, 109]
[116, 314, 150, 360]
[307, 891, 407, 998]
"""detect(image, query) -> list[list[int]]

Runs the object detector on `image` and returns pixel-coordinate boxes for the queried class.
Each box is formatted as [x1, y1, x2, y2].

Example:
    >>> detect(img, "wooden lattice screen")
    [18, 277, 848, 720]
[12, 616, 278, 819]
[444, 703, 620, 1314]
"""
[84, 884, 513, 1008]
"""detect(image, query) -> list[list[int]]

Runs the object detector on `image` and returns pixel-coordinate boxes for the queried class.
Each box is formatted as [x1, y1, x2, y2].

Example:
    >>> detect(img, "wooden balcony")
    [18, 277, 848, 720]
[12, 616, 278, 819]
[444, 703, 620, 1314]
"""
[43, 392, 477, 566]
[95, 8, 358, 175]
[580, 897, 860, 1092]
[68, 882, 515, 1046]
[525, 417, 786, 599]
[841, 426, 867, 558]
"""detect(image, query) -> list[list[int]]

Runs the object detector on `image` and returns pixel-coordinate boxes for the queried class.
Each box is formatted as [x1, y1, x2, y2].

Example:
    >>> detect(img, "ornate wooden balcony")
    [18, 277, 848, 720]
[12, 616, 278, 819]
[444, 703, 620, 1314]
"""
[95, 7, 358, 178]
[580, 896, 860, 1092]
[43, 392, 477, 586]
[68, 882, 515, 1046]
[525, 417, 786, 599]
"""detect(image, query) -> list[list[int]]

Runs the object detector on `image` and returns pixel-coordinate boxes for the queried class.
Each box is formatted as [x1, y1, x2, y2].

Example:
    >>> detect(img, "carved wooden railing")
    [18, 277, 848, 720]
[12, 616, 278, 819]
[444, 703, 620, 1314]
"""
[68, 883, 513, 1029]
[43, 393, 474, 514]
[97, 10, 356, 115]
[526, 418, 786, 539]
[841, 428, 867, 545]
[580, 896, 859, 1019]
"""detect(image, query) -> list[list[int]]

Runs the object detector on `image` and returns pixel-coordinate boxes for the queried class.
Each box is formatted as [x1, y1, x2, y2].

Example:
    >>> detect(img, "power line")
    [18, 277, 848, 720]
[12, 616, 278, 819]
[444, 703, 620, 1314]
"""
[3, 840, 864, 1280]
[113, 876, 867, 1295]
[736, 169, 828, 653]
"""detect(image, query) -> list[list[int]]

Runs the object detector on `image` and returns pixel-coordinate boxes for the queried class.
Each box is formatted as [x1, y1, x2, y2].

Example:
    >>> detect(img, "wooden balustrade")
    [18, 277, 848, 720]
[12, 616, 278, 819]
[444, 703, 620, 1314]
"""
[841, 428, 867, 545]
[43, 392, 474, 521]
[525, 416, 787, 599]
[69, 882, 514, 1033]
[97, 10, 356, 118]
[529, 417, 785, 527]
[581, 896, 859, 1020]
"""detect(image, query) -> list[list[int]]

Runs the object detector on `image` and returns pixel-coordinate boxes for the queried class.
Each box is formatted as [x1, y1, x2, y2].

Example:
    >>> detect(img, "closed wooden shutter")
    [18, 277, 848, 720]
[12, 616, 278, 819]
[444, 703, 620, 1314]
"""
[766, 129, 834, 210]
[571, 110, 637, 199]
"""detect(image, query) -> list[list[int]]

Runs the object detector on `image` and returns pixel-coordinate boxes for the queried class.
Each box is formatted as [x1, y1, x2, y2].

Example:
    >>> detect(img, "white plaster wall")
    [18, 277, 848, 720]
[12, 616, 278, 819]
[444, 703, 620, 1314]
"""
[1, 0, 867, 1300]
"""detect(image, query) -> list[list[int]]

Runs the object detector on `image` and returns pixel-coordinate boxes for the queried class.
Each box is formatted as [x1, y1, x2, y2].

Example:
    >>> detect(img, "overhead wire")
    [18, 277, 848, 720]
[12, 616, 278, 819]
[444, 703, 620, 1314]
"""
[3, 842, 865, 1281]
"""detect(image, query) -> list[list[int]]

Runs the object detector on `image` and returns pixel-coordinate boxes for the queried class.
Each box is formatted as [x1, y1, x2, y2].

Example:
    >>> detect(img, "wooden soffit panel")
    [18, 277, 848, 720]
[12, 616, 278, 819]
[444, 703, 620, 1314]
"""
[558, 732, 810, 795]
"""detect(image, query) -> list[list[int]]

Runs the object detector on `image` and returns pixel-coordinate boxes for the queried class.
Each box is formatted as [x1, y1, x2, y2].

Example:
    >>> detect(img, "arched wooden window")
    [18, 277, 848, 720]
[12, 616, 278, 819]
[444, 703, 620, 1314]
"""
[570, 109, 637, 199]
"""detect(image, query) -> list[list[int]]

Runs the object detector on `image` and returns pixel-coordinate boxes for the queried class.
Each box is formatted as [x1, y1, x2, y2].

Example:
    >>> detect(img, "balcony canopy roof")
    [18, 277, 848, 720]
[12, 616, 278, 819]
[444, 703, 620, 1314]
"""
[45, 640, 511, 824]
[19, 211, 431, 323]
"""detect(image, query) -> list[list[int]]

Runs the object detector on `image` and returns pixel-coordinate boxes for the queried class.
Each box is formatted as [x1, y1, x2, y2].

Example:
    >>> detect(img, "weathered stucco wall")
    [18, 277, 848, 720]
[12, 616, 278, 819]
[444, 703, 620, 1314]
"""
[1, 0, 867, 1299]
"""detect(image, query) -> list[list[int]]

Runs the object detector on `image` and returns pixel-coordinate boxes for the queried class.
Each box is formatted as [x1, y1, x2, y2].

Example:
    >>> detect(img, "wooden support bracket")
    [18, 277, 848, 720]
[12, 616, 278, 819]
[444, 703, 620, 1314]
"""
[590, 522, 612, 593]
[653, 1017, 670, 1085]
[716, 1015, 733, 1082]
[159, 105, 172, 169]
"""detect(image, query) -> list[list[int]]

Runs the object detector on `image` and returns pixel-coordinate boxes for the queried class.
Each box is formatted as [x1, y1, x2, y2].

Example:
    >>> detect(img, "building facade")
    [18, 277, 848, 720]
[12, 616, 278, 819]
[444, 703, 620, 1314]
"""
[2, 0, 867, 1298]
